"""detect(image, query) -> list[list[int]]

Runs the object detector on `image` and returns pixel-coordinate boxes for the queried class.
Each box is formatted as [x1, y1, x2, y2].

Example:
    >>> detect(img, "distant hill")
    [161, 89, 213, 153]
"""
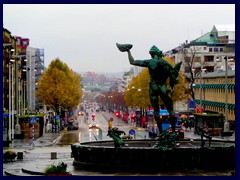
[78, 71, 124, 78]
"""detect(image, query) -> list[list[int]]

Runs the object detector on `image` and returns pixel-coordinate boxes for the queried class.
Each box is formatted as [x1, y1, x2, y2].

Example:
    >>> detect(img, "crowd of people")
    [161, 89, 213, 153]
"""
[178, 114, 195, 131]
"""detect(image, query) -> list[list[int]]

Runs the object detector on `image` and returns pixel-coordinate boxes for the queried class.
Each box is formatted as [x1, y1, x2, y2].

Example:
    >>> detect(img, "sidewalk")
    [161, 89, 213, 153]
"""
[4, 131, 62, 152]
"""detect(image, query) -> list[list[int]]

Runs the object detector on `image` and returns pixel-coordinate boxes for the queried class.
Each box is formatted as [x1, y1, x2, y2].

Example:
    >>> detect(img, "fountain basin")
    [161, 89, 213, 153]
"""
[71, 139, 235, 172]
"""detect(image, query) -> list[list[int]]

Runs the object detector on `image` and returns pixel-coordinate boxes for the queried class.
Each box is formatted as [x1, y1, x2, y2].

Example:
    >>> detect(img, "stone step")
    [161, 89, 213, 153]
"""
[4, 169, 43, 176]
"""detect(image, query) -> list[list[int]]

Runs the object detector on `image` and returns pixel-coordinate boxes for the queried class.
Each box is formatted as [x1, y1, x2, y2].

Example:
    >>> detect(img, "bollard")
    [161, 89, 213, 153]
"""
[17, 152, 23, 159]
[51, 152, 57, 159]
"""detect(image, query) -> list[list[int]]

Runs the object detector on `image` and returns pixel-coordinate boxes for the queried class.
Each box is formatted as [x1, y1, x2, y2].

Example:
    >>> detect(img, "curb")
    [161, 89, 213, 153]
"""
[52, 133, 65, 144]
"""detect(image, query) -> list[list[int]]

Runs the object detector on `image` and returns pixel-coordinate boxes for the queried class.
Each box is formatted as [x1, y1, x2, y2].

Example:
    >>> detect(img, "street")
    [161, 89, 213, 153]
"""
[3, 110, 235, 176]
[57, 109, 148, 145]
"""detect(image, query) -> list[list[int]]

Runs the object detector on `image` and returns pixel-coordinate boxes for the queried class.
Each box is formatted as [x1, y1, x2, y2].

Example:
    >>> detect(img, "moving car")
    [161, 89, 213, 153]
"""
[88, 123, 99, 129]
[166, 125, 184, 138]
[67, 121, 79, 130]
[78, 111, 84, 116]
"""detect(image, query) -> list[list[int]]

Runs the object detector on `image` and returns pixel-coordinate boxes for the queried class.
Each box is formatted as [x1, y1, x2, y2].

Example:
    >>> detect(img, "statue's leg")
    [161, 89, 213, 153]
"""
[149, 94, 162, 134]
[149, 82, 163, 134]
[159, 88, 176, 132]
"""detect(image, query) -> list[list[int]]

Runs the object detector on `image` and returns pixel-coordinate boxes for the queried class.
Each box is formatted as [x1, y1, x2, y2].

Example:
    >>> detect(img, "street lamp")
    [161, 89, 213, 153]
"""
[199, 66, 206, 112]
[8, 59, 15, 147]
[223, 50, 230, 133]
[12, 54, 28, 138]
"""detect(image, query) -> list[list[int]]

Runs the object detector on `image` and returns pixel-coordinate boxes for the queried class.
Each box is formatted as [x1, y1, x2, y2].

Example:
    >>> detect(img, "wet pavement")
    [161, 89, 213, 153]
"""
[3, 111, 235, 176]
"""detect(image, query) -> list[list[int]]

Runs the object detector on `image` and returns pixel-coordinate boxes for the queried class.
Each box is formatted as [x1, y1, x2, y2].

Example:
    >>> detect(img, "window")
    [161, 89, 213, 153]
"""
[214, 48, 218, 52]
[220, 48, 224, 52]
[228, 56, 235, 62]
[22, 41, 27, 46]
[209, 48, 213, 52]
[194, 57, 201, 62]
[204, 56, 214, 62]
[216, 57, 221, 62]
[185, 66, 191, 73]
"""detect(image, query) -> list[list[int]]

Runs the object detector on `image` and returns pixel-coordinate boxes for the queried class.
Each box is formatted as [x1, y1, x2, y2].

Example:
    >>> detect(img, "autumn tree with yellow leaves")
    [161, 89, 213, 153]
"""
[36, 58, 82, 114]
[124, 57, 187, 110]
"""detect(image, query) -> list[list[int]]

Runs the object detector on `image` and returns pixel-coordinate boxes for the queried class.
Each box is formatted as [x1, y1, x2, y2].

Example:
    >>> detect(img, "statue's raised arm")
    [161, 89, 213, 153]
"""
[116, 43, 150, 67]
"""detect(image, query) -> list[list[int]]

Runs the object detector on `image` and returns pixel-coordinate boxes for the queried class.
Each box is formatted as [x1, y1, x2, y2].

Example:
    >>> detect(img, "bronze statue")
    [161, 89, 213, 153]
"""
[116, 43, 182, 133]
[107, 127, 126, 147]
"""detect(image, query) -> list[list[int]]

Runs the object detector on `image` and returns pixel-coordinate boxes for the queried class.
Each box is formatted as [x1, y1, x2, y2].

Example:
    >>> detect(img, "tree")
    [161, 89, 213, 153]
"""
[181, 45, 205, 100]
[36, 58, 82, 113]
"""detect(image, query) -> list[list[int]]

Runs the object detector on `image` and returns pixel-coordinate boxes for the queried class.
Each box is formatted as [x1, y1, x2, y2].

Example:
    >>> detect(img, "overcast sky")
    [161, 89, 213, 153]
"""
[3, 4, 235, 73]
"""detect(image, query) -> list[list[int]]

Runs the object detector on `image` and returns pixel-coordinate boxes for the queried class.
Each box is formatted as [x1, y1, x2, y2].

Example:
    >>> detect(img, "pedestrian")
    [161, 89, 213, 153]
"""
[184, 120, 189, 131]
[188, 119, 193, 131]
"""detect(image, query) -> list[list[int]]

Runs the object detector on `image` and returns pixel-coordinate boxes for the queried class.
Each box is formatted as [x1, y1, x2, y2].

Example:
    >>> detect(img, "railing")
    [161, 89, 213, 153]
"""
[197, 126, 212, 148]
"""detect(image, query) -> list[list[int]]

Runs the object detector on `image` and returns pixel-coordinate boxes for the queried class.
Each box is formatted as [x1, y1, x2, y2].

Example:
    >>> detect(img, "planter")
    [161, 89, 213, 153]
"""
[43, 162, 70, 175]
[3, 150, 17, 162]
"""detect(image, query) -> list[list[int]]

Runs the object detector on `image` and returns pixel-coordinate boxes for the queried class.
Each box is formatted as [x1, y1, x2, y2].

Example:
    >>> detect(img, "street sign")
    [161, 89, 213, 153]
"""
[30, 116, 37, 124]
[129, 129, 135, 135]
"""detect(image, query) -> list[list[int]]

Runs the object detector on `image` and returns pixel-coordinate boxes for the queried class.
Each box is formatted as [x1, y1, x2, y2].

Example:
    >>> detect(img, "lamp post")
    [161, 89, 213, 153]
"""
[199, 66, 206, 112]
[12, 54, 27, 138]
[11, 59, 15, 146]
[8, 55, 16, 147]
[8, 61, 13, 147]
[223, 51, 230, 133]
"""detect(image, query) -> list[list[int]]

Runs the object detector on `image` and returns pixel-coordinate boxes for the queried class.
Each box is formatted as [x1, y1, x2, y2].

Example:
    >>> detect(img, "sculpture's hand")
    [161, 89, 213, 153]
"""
[116, 43, 133, 52]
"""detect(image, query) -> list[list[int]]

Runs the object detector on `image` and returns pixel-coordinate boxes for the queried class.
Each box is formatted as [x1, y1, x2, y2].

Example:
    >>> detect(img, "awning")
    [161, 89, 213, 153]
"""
[229, 84, 235, 89]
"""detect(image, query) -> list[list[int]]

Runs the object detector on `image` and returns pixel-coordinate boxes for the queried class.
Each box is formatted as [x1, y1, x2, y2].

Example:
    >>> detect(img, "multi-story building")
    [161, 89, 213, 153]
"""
[3, 28, 17, 145]
[166, 24, 235, 112]
[26, 47, 45, 112]
[3, 27, 46, 146]
[168, 24, 235, 75]
[3, 28, 30, 144]
[193, 70, 235, 129]
[118, 68, 135, 92]
[15, 36, 30, 116]
[3, 28, 16, 116]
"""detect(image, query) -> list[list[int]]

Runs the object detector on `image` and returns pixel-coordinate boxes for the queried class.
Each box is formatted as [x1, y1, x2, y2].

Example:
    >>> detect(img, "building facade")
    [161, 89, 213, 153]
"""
[165, 24, 235, 112]
[26, 47, 45, 112]
[193, 70, 235, 129]
[3, 27, 45, 146]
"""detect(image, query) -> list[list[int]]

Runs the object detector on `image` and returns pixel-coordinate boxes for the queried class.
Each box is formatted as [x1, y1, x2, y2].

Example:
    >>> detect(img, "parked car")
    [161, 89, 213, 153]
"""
[166, 125, 184, 138]
[67, 121, 79, 130]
